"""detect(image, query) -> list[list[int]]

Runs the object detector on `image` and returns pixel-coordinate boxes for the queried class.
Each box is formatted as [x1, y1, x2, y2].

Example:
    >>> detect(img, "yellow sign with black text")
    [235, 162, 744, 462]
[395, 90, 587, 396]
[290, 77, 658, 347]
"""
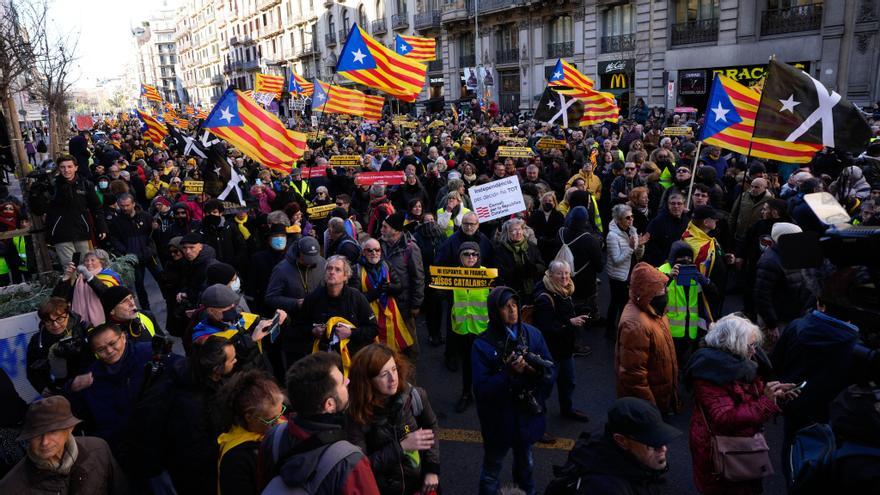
[429, 266, 499, 290]
[329, 155, 363, 166]
[497, 146, 534, 158]
[183, 180, 204, 193]
[662, 126, 694, 137]
[306, 203, 337, 219]
[536, 138, 567, 150]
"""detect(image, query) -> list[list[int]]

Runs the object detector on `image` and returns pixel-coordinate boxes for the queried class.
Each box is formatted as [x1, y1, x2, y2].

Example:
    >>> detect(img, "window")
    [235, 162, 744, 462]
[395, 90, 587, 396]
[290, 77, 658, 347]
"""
[604, 4, 633, 36]
[377, 0, 385, 17]
[768, 0, 820, 8]
[496, 24, 517, 52]
[673, 0, 718, 23]
[328, 14, 335, 36]
[460, 35, 474, 56]
[549, 15, 572, 45]
[396, 0, 407, 14]
[343, 10, 350, 32]
[358, 4, 367, 26]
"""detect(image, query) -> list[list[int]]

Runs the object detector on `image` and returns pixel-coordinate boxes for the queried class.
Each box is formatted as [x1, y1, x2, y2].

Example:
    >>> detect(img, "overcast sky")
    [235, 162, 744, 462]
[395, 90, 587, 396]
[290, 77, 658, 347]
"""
[51, 0, 175, 89]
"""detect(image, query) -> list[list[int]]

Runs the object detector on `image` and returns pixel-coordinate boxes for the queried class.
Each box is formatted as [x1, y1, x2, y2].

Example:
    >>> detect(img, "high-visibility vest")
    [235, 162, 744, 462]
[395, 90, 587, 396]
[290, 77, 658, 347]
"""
[131, 312, 157, 339]
[289, 179, 310, 200]
[659, 263, 700, 339]
[451, 286, 490, 336]
[0, 236, 27, 275]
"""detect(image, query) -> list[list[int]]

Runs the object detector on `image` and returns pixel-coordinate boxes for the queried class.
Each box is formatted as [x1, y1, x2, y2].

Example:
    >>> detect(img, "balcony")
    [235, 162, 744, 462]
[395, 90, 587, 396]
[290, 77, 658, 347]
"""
[338, 29, 348, 44]
[230, 35, 255, 46]
[258, 0, 280, 10]
[242, 59, 260, 71]
[441, 0, 469, 23]
[298, 43, 317, 57]
[600, 33, 635, 53]
[325, 32, 337, 46]
[495, 48, 518, 65]
[546, 41, 574, 58]
[414, 10, 441, 30]
[459, 54, 475, 67]
[470, 0, 521, 15]
[211, 74, 224, 84]
[761, 3, 822, 36]
[261, 24, 283, 38]
[670, 18, 718, 46]
[392, 13, 409, 30]
[372, 18, 387, 35]
[427, 60, 443, 72]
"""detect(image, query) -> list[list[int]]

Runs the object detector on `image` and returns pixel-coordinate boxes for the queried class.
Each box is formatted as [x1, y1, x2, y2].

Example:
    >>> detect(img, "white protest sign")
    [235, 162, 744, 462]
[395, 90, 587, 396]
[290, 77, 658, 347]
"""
[468, 176, 526, 223]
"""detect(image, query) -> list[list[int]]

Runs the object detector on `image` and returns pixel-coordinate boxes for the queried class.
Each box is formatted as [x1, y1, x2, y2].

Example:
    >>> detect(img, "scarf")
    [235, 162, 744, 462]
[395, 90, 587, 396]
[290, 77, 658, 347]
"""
[312, 316, 360, 376]
[72, 276, 110, 327]
[463, 172, 477, 183]
[360, 262, 413, 352]
[681, 221, 716, 277]
[234, 214, 251, 240]
[217, 425, 265, 495]
[504, 239, 535, 295]
[28, 434, 78, 475]
[542, 270, 574, 298]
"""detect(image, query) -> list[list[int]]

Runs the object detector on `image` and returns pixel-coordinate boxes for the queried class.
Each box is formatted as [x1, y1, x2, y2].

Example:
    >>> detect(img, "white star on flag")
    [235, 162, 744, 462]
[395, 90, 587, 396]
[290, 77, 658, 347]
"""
[553, 71, 562, 79]
[399, 44, 408, 52]
[778, 95, 800, 113]
[352, 49, 367, 64]
[712, 102, 730, 123]
[546, 100, 555, 109]
[219, 107, 234, 123]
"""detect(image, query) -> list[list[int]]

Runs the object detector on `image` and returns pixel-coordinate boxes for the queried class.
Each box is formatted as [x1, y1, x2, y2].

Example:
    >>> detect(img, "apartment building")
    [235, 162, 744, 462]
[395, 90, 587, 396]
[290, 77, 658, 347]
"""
[132, 5, 182, 104]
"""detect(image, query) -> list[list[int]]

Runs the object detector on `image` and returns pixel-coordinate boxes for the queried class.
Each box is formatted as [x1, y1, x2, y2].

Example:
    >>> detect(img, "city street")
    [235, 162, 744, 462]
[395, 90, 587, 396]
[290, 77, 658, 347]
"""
[143, 273, 789, 494]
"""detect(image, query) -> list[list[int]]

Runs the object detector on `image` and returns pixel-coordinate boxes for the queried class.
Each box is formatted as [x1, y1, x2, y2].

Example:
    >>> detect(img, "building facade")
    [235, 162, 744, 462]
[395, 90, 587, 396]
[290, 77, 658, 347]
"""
[132, 4, 183, 105]
[167, 0, 880, 113]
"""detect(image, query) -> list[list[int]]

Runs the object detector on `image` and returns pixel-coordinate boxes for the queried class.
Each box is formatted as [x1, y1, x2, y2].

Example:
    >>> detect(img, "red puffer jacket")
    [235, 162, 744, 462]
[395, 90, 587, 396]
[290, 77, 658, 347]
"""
[689, 377, 780, 494]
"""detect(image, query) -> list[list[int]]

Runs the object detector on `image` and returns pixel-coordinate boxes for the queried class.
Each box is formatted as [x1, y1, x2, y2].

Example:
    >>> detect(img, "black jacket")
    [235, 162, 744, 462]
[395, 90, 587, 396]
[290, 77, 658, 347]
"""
[294, 286, 378, 356]
[532, 281, 577, 359]
[181, 244, 219, 301]
[643, 211, 690, 267]
[493, 240, 545, 302]
[108, 208, 155, 261]
[528, 208, 565, 265]
[26, 313, 94, 395]
[46, 175, 108, 243]
[380, 234, 425, 313]
[246, 248, 287, 315]
[199, 216, 247, 270]
[753, 245, 814, 329]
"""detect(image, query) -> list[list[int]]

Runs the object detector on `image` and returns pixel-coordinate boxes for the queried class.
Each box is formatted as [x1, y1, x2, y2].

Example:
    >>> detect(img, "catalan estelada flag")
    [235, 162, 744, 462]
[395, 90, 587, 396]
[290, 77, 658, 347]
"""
[288, 73, 314, 96]
[255, 73, 285, 97]
[700, 75, 822, 163]
[336, 24, 426, 102]
[203, 88, 307, 174]
[312, 79, 383, 121]
[137, 110, 168, 147]
[184, 105, 195, 115]
[141, 84, 162, 102]
[548, 59, 595, 90]
[194, 109, 208, 120]
[242, 90, 255, 101]
[395, 34, 436, 61]
[169, 117, 190, 129]
[553, 86, 619, 126]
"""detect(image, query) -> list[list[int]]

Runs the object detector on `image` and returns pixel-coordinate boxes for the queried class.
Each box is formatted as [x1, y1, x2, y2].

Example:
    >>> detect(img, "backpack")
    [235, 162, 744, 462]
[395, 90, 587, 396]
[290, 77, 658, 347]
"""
[521, 292, 554, 325]
[544, 432, 593, 495]
[555, 231, 590, 276]
[790, 422, 880, 494]
[261, 424, 361, 495]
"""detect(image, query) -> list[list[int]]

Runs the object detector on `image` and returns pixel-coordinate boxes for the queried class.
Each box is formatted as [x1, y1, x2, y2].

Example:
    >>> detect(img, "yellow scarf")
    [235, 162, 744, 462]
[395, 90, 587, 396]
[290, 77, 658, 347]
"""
[234, 215, 251, 240]
[216, 425, 263, 495]
[312, 316, 360, 376]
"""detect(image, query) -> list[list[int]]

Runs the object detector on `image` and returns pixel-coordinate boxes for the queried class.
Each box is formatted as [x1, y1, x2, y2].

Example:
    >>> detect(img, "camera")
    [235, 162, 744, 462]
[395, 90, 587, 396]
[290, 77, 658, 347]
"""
[53, 335, 87, 359]
[506, 344, 555, 417]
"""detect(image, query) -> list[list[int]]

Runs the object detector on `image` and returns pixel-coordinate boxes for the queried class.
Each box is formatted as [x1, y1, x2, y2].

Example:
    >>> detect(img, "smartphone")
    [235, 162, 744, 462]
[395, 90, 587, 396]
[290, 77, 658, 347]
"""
[676, 264, 700, 286]
[793, 380, 807, 391]
[268, 313, 282, 344]
[72, 252, 81, 266]
[255, 178, 263, 186]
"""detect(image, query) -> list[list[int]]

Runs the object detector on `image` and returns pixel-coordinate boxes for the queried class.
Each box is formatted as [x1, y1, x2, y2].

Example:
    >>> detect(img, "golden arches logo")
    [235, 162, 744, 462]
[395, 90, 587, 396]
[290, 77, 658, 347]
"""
[609, 73, 628, 89]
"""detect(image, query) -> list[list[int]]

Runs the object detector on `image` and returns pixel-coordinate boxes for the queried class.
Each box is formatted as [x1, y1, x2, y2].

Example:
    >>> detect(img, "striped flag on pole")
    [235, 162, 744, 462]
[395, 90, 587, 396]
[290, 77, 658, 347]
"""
[311, 79, 384, 121]
[395, 34, 436, 61]
[255, 73, 285, 97]
[137, 110, 168, 147]
[288, 73, 314, 96]
[336, 24, 426, 102]
[141, 84, 162, 102]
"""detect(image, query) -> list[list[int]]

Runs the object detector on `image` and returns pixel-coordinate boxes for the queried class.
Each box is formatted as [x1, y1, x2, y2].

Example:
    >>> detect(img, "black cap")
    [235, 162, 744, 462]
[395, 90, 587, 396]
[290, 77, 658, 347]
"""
[748, 162, 767, 175]
[100, 285, 133, 315]
[298, 237, 321, 265]
[680, 142, 697, 154]
[384, 211, 406, 232]
[692, 205, 724, 221]
[606, 397, 682, 448]
[206, 262, 237, 286]
[180, 232, 202, 245]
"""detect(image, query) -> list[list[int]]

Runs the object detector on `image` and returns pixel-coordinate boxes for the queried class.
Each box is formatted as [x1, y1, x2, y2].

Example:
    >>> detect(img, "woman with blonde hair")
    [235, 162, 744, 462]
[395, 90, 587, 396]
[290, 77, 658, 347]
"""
[347, 343, 440, 494]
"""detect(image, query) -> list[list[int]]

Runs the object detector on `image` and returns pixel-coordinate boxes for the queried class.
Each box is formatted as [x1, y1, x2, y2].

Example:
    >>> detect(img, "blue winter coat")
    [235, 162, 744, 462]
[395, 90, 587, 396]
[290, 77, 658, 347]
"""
[471, 287, 555, 448]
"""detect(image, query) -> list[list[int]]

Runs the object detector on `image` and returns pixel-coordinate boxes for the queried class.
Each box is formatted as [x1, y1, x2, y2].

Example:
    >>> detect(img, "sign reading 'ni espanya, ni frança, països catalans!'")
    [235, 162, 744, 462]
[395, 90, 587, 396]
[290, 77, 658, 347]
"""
[428, 266, 499, 290]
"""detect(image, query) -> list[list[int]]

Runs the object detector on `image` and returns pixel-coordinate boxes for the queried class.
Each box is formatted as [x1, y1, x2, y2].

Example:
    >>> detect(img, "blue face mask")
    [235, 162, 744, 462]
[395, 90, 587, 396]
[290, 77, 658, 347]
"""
[98, 181, 109, 189]
[270, 236, 287, 251]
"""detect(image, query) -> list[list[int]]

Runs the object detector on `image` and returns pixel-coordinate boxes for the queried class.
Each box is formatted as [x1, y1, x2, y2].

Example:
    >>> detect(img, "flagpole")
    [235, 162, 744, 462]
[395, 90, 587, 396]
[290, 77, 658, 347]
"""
[685, 140, 702, 208]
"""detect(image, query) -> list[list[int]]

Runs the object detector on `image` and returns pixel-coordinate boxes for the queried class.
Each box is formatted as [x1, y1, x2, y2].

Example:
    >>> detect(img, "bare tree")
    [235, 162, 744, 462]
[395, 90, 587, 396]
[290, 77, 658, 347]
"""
[25, 0, 79, 159]
[0, 0, 41, 175]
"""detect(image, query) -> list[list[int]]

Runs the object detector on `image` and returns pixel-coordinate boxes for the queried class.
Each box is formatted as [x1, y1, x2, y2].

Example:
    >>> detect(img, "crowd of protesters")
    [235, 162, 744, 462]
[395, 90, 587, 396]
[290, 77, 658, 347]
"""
[0, 98, 879, 495]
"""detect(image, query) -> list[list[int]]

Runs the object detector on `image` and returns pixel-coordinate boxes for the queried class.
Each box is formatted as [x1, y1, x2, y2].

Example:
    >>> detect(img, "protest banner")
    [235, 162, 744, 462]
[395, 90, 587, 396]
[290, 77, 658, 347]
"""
[372, 145, 389, 154]
[428, 120, 445, 129]
[329, 155, 363, 167]
[75, 115, 94, 131]
[300, 167, 327, 179]
[307, 203, 336, 219]
[428, 266, 499, 290]
[355, 171, 406, 186]
[502, 137, 528, 145]
[183, 180, 204, 193]
[491, 127, 513, 134]
[536, 137, 567, 150]
[662, 126, 694, 137]
[468, 176, 527, 223]
[496, 146, 534, 158]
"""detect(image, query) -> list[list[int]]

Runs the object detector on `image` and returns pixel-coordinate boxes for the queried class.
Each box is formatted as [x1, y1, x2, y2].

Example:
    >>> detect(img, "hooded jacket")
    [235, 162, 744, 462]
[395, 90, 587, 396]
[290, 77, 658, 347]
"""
[683, 347, 779, 494]
[753, 244, 814, 329]
[379, 233, 425, 313]
[615, 263, 679, 414]
[46, 174, 108, 244]
[472, 287, 555, 447]
[264, 241, 326, 315]
[606, 220, 643, 282]
[182, 244, 218, 301]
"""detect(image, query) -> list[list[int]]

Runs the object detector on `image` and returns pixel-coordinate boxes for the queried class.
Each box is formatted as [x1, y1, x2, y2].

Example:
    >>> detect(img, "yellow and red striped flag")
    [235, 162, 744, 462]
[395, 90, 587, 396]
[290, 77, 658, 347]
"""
[203, 88, 307, 174]
[185, 105, 195, 115]
[168, 117, 190, 129]
[700, 75, 822, 163]
[311, 79, 384, 121]
[137, 110, 168, 147]
[195, 109, 209, 120]
[395, 34, 436, 61]
[288, 73, 314, 96]
[255, 73, 285, 98]
[141, 84, 162, 102]
[548, 59, 595, 90]
[242, 90, 255, 101]
[553, 86, 620, 126]
[336, 25, 426, 102]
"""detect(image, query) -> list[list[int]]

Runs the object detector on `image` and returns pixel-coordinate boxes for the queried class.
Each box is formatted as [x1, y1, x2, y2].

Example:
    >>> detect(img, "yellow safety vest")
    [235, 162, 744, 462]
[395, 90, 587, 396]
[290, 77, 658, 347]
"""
[0, 236, 27, 275]
[659, 263, 701, 340]
[452, 285, 490, 336]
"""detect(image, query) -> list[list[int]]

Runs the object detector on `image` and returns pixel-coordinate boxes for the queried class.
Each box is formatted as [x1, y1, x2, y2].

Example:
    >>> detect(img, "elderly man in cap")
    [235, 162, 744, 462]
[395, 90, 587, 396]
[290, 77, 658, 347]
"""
[100, 285, 163, 342]
[265, 236, 326, 316]
[548, 397, 681, 493]
[176, 232, 219, 304]
[0, 396, 127, 493]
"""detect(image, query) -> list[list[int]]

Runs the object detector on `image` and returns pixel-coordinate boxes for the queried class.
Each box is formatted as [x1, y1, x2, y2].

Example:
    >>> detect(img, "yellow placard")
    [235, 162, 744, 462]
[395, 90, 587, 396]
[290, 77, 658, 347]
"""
[496, 146, 534, 158]
[428, 266, 499, 290]
[502, 137, 528, 145]
[536, 138, 567, 150]
[662, 126, 694, 137]
[395, 121, 418, 128]
[308, 131, 326, 140]
[183, 180, 204, 193]
[491, 127, 513, 134]
[372, 145, 389, 153]
[306, 203, 337, 219]
[329, 155, 362, 166]
[428, 120, 446, 129]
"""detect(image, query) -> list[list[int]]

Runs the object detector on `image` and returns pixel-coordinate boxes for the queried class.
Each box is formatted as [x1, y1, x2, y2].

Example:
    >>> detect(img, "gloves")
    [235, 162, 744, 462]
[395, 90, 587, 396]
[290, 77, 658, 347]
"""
[76, 265, 94, 282]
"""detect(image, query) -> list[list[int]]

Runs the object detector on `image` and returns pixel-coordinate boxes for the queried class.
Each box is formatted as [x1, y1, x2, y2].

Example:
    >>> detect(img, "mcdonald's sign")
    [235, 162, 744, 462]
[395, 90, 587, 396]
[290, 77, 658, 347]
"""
[609, 73, 628, 89]
[598, 59, 633, 91]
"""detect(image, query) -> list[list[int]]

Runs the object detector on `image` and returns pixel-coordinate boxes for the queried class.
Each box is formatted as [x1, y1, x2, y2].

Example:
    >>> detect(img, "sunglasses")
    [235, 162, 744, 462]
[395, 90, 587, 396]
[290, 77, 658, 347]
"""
[259, 404, 287, 425]
[363, 247, 381, 253]
[461, 251, 479, 257]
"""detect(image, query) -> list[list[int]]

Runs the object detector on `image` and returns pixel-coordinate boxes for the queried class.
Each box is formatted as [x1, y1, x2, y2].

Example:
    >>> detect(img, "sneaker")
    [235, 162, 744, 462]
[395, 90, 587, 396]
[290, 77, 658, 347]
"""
[454, 394, 473, 413]
[572, 345, 592, 357]
[561, 409, 590, 422]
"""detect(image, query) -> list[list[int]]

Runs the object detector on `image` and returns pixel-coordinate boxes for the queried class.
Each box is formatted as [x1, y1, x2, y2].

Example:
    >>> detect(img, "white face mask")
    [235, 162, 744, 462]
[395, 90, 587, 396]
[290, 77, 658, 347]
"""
[230, 277, 242, 294]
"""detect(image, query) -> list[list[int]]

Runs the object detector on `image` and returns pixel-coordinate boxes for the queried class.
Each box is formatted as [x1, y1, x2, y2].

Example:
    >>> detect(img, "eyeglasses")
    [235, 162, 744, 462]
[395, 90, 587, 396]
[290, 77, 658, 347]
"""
[44, 313, 69, 325]
[624, 167, 636, 171]
[94, 336, 122, 356]
[363, 247, 381, 253]
[623, 215, 633, 219]
[259, 404, 287, 425]
[640, 169, 652, 173]
[676, 169, 690, 174]
[461, 251, 479, 257]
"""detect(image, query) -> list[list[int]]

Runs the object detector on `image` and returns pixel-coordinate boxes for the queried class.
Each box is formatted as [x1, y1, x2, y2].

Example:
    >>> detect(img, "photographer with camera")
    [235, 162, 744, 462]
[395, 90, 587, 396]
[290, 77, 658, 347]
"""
[472, 286, 555, 495]
[26, 297, 94, 396]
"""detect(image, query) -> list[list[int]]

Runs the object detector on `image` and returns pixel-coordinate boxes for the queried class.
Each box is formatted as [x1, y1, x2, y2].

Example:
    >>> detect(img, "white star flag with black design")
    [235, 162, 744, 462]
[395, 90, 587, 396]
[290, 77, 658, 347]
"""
[753, 59, 872, 153]
[533, 87, 585, 128]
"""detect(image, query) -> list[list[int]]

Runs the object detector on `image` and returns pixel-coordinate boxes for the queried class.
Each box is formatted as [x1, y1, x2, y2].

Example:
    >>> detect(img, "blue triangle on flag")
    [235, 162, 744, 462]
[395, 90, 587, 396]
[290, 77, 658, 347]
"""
[701, 76, 743, 140]
[336, 25, 377, 71]
[549, 59, 564, 83]
[311, 80, 329, 110]
[203, 88, 243, 128]
[395, 35, 413, 56]
[288, 75, 302, 93]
